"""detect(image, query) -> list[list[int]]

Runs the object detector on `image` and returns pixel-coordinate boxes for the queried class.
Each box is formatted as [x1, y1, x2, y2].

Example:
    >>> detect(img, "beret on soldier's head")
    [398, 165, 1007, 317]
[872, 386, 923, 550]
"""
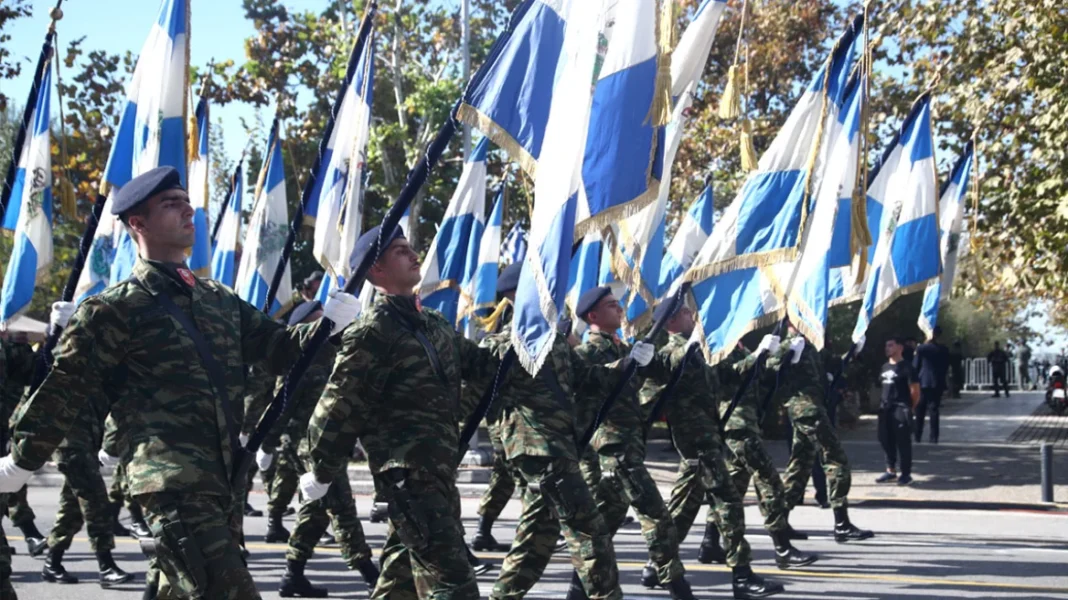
[653, 296, 684, 324]
[349, 225, 405, 273]
[576, 285, 612, 319]
[111, 166, 184, 216]
[287, 300, 323, 326]
[496, 263, 522, 294]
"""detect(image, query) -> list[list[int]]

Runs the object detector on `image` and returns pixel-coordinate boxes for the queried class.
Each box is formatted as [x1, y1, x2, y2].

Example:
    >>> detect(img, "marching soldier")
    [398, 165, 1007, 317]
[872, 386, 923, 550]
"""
[0, 332, 38, 599]
[302, 226, 500, 599]
[0, 166, 362, 600]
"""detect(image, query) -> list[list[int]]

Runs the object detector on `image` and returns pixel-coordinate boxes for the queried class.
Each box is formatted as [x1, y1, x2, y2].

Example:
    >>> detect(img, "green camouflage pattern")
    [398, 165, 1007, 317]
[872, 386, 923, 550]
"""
[266, 440, 300, 519]
[286, 465, 372, 567]
[477, 425, 516, 519]
[10, 259, 314, 497]
[47, 449, 114, 552]
[724, 434, 788, 532]
[574, 331, 646, 452]
[5, 484, 34, 528]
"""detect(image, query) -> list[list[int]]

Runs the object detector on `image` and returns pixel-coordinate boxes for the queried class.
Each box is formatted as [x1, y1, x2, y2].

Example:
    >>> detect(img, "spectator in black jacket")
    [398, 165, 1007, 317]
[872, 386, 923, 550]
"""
[988, 342, 1011, 398]
[913, 327, 950, 443]
[948, 341, 964, 398]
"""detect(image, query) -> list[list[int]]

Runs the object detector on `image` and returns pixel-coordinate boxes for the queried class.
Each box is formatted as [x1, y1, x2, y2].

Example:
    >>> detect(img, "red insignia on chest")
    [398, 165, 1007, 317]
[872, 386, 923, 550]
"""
[177, 268, 196, 287]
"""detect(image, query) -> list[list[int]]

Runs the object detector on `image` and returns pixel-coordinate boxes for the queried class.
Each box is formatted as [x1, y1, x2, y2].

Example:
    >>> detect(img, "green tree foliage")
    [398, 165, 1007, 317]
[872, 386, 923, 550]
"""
[0, 0, 32, 113]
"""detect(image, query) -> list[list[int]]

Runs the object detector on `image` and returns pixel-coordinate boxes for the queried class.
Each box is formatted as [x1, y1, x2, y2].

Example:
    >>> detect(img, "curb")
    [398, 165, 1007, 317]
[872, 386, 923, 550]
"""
[849, 497, 1068, 514]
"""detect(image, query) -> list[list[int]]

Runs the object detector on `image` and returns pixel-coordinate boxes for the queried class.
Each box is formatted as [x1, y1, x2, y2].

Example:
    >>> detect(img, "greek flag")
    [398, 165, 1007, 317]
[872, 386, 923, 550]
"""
[918, 141, 973, 336]
[684, 17, 861, 364]
[0, 55, 53, 323]
[211, 163, 243, 288]
[74, 0, 189, 302]
[187, 96, 212, 276]
[659, 183, 715, 298]
[312, 28, 375, 277]
[852, 93, 940, 343]
[236, 118, 292, 316]
[418, 138, 490, 325]
[501, 223, 527, 265]
[458, 182, 505, 338]
[566, 230, 604, 321]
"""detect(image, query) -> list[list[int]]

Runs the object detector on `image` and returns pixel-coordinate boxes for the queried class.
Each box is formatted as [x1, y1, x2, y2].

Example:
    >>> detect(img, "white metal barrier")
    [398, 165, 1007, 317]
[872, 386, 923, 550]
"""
[963, 358, 1040, 390]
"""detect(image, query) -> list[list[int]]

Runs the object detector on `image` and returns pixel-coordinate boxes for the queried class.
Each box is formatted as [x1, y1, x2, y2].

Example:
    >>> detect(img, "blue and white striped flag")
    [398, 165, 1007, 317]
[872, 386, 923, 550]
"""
[501, 223, 527, 265]
[918, 141, 973, 336]
[188, 96, 212, 276]
[236, 118, 292, 316]
[565, 230, 604, 322]
[852, 93, 940, 342]
[684, 17, 861, 364]
[0, 55, 54, 323]
[74, 0, 190, 302]
[659, 183, 715, 298]
[211, 163, 243, 288]
[418, 138, 490, 325]
[458, 182, 505, 338]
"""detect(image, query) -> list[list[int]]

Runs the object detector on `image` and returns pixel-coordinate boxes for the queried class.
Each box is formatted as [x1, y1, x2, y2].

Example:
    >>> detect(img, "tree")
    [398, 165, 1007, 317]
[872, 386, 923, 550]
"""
[0, 0, 32, 113]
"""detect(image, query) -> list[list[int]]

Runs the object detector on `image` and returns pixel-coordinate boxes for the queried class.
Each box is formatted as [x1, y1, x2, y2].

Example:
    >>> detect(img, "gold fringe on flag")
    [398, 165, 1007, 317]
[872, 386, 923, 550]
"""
[739, 118, 758, 171]
[718, 65, 742, 120]
[476, 297, 512, 333]
[56, 176, 76, 220]
[647, 0, 675, 127]
[187, 110, 200, 163]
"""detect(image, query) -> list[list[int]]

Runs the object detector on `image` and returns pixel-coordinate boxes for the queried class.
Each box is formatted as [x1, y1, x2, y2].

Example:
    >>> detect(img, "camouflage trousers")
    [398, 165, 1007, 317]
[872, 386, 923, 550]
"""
[588, 444, 684, 585]
[267, 439, 300, 520]
[665, 442, 752, 569]
[784, 395, 851, 510]
[138, 492, 260, 600]
[371, 474, 478, 600]
[4, 485, 33, 529]
[0, 493, 15, 600]
[108, 461, 135, 511]
[477, 428, 516, 521]
[724, 428, 789, 532]
[287, 450, 371, 567]
[48, 450, 115, 552]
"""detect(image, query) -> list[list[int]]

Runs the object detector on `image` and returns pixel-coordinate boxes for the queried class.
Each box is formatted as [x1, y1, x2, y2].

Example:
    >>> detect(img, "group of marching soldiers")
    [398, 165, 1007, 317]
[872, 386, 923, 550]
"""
[0, 166, 872, 600]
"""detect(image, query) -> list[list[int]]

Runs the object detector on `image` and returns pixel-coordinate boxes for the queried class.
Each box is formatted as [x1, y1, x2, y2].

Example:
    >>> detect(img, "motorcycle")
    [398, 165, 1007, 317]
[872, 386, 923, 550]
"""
[1045, 366, 1068, 415]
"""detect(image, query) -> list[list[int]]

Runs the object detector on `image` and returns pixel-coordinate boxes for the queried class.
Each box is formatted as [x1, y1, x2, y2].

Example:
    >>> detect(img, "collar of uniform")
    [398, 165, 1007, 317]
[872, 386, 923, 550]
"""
[379, 294, 424, 324]
[586, 329, 627, 355]
[134, 259, 194, 296]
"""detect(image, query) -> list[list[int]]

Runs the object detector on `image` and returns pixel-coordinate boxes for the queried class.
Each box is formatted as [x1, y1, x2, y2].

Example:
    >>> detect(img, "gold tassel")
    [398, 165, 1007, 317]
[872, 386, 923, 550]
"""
[646, 0, 674, 127]
[739, 119, 758, 171]
[187, 112, 200, 163]
[475, 297, 512, 333]
[719, 65, 742, 120]
[56, 176, 77, 220]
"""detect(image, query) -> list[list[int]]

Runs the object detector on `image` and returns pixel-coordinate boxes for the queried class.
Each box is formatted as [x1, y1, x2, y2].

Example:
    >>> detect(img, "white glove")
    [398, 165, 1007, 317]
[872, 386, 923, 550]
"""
[789, 337, 805, 364]
[50, 301, 76, 330]
[256, 449, 273, 470]
[629, 341, 655, 367]
[98, 449, 120, 469]
[854, 336, 866, 354]
[757, 335, 780, 355]
[299, 472, 331, 501]
[0, 455, 34, 494]
[323, 290, 361, 334]
[238, 433, 249, 447]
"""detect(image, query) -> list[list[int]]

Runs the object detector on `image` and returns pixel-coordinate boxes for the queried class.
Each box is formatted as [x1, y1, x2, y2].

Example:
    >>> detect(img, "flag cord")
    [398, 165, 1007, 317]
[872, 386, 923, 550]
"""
[52, 32, 77, 221]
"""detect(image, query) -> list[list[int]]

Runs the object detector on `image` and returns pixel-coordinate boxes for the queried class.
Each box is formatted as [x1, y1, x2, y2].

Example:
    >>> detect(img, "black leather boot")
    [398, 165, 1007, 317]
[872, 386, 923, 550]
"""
[554, 534, 568, 553]
[832, 506, 874, 543]
[320, 531, 337, 545]
[265, 514, 291, 543]
[770, 530, 818, 570]
[98, 548, 135, 587]
[279, 559, 329, 598]
[369, 502, 389, 523]
[696, 523, 726, 564]
[640, 560, 658, 588]
[564, 570, 589, 600]
[466, 544, 493, 575]
[731, 566, 784, 599]
[471, 515, 509, 551]
[110, 502, 131, 537]
[244, 502, 263, 517]
[665, 576, 698, 600]
[42, 546, 79, 584]
[352, 557, 379, 589]
[17, 520, 47, 556]
[128, 502, 152, 539]
[783, 521, 808, 540]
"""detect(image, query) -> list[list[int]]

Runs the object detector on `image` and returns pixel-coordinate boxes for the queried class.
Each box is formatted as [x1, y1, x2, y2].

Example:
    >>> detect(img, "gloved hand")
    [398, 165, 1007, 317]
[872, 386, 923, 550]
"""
[98, 449, 120, 469]
[299, 472, 331, 501]
[323, 290, 361, 334]
[789, 337, 805, 364]
[50, 301, 76, 330]
[757, 334, 780, 355]
[256, 449, 273, 471]
[629, 341, 655, 367]
[238, 433, 249, 448]
[0, 455, 34, 494]
[854, 335, 866, 354]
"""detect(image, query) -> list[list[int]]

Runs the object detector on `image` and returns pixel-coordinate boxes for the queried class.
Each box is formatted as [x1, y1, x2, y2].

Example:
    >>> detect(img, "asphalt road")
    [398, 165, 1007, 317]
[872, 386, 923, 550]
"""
[6, 488, 1068, 599]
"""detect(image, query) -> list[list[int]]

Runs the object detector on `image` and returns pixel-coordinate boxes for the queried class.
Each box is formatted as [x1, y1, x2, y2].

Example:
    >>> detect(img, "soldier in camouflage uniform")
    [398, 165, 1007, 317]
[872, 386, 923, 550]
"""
[257, 301, 378, 597]
[469, 387, 515, 553]
[303, 226, 500, 600]
[0, 335, 38, 599]
[0, 167, 363, 600]
[104, 412, 152, 540]
[766, 328, 872, 542]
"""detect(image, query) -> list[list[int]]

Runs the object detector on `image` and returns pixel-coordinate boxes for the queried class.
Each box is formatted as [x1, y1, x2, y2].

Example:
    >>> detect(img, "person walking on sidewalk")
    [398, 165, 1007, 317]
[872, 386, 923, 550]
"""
[948, 341, 965, 398]
[877, 338, 919, 486]
[1017, 342, 1033, 391]
[988, 342, 1011, 397]
[913, 326, 949, 444]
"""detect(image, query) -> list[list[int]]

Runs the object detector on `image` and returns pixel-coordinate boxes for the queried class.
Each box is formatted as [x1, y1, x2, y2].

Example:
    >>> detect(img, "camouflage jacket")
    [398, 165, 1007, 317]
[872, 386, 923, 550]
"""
[11, 259, 314, 497]
[480, 324, 621, 462]
[262, 344, 337, 453]
[0, 340, 35, 428]
[721, 347, 767, 434]
[765, 336, 826, 403]
[307, 294, 498, 486]
[241, 366, 274, 438]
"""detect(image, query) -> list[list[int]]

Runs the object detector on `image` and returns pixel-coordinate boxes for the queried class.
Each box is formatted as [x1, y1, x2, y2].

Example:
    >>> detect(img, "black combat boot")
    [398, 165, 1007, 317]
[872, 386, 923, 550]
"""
[368, 502, 389, 524]
[554, 534, 568, 553]
[783, 517, 808, 540]
[696, 523, 726, 564]
[97, 548, 135, 587]
[564, 570, 589, 600]
[351, 557, 380, 589]
[265, 514, 291, 543]
[284, 505, 297, 517]
[640, 560, 658, 588]
[731, 566, 784, 599]
[128, 502, 151, 539]
[244, 501, 263, 517]
[471, 515, 509, 552]
[17, 520, 47, 557]
[42, 546, 79, 584]
[466, 544, 493, 576]
[770, 530, 818, 570]
[109, 501, 131, 537]
[665, 576, 698, 600]
[279, 558, 329, 598]
[832, 506, 873, 543]
[320, 531, 337, 545]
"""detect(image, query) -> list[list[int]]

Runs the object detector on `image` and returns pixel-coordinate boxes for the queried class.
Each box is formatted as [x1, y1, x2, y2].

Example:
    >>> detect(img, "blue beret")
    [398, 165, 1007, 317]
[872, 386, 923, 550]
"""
[287, 300, 322, 326]
[349, 225, 405, 273]
[496, 263, 522, 294]
[111, 166, 184, 216]
[576, 285, 612, 319]
[652, 297, 683, 324]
